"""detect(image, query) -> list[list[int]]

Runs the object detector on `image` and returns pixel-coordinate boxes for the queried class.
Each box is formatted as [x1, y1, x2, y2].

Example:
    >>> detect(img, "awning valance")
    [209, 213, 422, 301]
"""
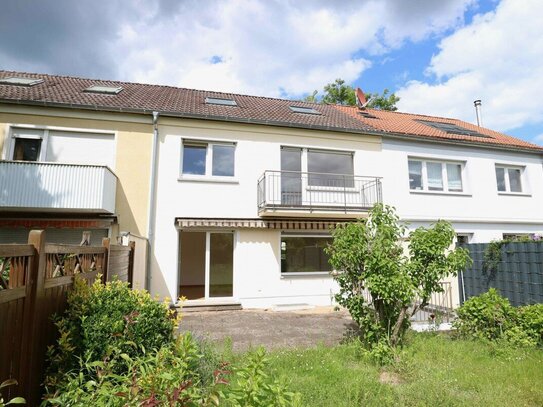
[175, 218, 351, 230]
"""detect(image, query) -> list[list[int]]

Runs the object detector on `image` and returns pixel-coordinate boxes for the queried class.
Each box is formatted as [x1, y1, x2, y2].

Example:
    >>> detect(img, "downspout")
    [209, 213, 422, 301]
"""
[146, 111, 160, 291]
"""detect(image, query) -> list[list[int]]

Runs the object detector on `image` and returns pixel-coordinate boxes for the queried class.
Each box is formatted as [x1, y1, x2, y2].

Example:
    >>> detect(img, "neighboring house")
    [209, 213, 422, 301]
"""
[1, 71, 542, 308]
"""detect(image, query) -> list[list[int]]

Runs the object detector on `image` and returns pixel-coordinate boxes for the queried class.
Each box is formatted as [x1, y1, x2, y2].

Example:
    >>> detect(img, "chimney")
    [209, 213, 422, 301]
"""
[474, 99, 483, 127]
[356, 88, 367, 108]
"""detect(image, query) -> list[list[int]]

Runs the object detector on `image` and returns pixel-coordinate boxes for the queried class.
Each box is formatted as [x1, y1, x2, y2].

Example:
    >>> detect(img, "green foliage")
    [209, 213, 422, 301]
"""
[45, 278, 176, 390]
[0, 380, 25, 406]
[366, 89, 400, 111]
[454, 289, 543, 348]
[326, 204, 471, 350]
[322, 78, 356, 105]
[454, 288, 517, 340]
[517, 303, 543, 345]
[303, 80, 400, 111]
[483, 240, 504, 272]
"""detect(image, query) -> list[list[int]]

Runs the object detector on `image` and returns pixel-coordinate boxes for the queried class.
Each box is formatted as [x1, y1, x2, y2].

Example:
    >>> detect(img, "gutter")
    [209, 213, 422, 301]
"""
[1, 98, 542, 155]
[146, 111, 160, 291]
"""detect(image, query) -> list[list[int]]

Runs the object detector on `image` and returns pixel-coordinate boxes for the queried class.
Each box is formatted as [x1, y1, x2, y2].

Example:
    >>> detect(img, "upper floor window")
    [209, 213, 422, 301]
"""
[181, 141, 235, 177]
[495, 165, 523, 193]
[8, 128, 45, 162]
[408, 159, 463, 193]
[307, 149, 354, 187]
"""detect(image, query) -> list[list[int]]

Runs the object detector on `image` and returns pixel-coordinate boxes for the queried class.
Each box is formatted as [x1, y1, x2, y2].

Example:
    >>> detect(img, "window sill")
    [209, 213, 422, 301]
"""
[306, 186, 357, 192]
[178, 175, 239, 184]
[497, 192, 531, 197]
[409, 190, 471, 197]
[281, 271, 332, 278]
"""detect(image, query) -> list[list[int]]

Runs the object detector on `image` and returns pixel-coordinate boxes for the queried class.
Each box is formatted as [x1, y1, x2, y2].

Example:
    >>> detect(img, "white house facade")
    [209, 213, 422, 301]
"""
[2, 71, 542, 309]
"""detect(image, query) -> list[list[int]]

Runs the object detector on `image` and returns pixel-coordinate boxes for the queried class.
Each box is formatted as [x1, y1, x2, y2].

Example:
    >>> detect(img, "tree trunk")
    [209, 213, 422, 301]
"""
[390, 306, 408, 347]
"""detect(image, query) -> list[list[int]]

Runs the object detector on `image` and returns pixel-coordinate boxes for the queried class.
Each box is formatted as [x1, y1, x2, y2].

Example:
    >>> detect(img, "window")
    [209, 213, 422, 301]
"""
[456, 234, 472, 245]
[408, 159, 464, 193]
[281, 235, 332, 273]
[0, 77, 43, 86]
[8, 128, 45, 162]
[83, 85, 123, 95]
[307, 149, 354, 187]
[495, 165, 523, 193]
[289, 106, 321, 115]
[181, 141, 235, 177]
[417, 120, 488, 138]
[205, 97, 237, 106]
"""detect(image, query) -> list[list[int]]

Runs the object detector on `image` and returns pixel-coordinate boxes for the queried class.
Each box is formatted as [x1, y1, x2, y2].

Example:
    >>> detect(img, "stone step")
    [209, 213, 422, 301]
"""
[178, 299, 243, 312]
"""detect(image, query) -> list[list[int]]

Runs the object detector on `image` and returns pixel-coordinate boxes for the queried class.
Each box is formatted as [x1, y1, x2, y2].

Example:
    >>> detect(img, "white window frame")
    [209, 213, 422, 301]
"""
[5, 128, 48, 161]
[279, 233, 334, 276]
[179, 139, 237, 182]
[495, 164, 525, 194]
[408, 158, 465, 194]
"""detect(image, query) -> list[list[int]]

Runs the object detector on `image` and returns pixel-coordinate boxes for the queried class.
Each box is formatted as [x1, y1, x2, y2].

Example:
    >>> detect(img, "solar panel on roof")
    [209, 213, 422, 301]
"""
[417, 120, 490, 138]
[0, 77, 44, 86]
[289, 106, 321, 115]
[84, 85, 123, 95]
[205, 97, 237, 106]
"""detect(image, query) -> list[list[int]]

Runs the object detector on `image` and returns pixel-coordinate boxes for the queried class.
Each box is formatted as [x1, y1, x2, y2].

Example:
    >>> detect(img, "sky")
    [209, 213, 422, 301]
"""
[1, 0, 542, 145]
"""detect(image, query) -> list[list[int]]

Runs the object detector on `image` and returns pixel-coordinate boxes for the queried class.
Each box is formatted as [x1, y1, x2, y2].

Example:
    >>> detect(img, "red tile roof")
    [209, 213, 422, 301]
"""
[335, 105, 543, 152]
[1, 70, 541, 153]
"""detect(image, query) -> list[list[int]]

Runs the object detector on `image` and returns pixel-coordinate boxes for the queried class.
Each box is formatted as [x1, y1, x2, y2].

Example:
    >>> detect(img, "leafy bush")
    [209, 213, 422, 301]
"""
[453, 288, 517, 340]
[517, 303, 543, 346]
[45, 277, 176, 390]
[454, 289, 543, 348]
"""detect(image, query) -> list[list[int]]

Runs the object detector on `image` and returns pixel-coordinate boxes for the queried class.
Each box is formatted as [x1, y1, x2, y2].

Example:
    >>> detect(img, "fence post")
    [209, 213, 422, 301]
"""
[128, 241, 136, 287]
[25, 230, 46, 406]
[102, 238, 110, 283]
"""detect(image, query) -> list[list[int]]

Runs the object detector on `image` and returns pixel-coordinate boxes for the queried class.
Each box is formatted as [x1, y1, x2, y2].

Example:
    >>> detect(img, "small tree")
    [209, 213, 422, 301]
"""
[326, 204, 471, 348]
[366, 89, 400, 111]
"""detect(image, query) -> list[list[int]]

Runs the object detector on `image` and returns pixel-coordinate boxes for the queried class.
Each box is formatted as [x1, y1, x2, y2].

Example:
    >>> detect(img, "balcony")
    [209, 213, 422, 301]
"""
[257, 170, 382, 217]
[0, 161, 117, 214]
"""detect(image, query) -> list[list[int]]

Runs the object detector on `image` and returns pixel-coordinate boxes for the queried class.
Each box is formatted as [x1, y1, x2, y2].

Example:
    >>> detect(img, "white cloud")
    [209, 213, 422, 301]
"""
[110, 0, 473, 98]
[397, 0, 543, 132]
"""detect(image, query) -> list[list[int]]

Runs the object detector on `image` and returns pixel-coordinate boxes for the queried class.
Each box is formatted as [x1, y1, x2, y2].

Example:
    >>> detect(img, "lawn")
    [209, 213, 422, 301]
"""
[256, 333, 543, 407]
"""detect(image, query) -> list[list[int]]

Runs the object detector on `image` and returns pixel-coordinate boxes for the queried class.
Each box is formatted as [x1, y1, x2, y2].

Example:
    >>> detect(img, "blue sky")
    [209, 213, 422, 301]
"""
[1, 0, 541, 145]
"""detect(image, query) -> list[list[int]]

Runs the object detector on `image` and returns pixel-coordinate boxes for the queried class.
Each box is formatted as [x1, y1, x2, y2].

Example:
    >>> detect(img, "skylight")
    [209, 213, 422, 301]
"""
[0, 77, 44, 86]
[84, 85, 123, 95]
[205, 97, 237, 106]
[289, 106, 321, 115]
[358, 111, 377, 119]
[418, 120, 489, 138]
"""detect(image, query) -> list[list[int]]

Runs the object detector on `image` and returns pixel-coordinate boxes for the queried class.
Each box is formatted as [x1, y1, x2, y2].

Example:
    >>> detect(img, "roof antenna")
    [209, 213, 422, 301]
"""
[474, 99, 483, 127]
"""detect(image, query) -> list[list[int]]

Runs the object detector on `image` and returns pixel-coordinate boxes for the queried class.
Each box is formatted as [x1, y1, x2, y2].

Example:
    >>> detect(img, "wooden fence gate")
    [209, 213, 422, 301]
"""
[0, 230, 135, 405]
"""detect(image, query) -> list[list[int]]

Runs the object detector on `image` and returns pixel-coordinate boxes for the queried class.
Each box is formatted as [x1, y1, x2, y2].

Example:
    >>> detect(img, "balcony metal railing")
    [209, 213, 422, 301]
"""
[0, 160, 117, 213]
[257, 170, 382, 213]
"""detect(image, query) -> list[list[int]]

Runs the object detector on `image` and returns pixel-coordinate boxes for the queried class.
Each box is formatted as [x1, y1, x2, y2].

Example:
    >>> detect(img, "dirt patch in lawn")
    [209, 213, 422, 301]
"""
[379, 371, 404, 386]
[178, 308, 356, 352]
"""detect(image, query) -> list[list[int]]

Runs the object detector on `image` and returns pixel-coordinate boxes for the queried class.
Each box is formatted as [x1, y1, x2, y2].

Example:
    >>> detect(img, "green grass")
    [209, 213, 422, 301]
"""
[257, 333, 543, 407]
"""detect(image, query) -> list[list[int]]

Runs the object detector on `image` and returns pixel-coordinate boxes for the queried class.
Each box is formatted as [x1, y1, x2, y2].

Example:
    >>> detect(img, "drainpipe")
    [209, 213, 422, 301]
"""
[146, 111, 160, 291]
[474, 100, 483, 127]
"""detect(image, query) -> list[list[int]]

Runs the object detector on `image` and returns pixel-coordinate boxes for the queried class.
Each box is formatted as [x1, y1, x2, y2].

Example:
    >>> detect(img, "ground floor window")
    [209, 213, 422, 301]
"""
[280, 234, 333, 274]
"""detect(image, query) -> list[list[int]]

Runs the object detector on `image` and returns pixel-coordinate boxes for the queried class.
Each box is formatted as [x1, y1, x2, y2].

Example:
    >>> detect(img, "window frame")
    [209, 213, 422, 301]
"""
[407, 158, 466, 194]
[179, 139, 237, 181]
[495, 164, 525, 194]
[280, 233, 334, 276]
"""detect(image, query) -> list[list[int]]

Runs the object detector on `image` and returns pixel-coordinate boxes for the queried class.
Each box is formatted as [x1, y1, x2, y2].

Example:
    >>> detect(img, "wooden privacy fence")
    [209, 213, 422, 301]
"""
[0, 230, 135, 405]
[460, 241, 543, 306]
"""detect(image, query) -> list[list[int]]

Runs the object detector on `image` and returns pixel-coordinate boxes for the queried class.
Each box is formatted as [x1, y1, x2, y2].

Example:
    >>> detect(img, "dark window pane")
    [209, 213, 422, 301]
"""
[212, 144, 235, 176]
[281, 148, 302, 205]
[508, 168, 522, 192]
[281, 236, 332, 273]
[408, 160, 423, 190]
[209, 233, 233, 297]
[308, 150, 353, 187]
[13, 138, 41, 161]
[182, 144, 207, 175]
[495, 167, 506, 191]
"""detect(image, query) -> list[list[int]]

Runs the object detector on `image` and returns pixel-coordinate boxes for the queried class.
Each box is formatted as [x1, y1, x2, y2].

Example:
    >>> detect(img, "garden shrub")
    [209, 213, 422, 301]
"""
[517, 303, 543, 346]
[454, 289, 543, 348]
[45, 277, 176, 389]
[453, 288, 517, 341]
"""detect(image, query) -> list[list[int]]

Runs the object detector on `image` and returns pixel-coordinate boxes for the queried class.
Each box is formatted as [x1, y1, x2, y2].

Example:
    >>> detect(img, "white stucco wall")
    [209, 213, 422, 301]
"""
[150, 118, 543, 307]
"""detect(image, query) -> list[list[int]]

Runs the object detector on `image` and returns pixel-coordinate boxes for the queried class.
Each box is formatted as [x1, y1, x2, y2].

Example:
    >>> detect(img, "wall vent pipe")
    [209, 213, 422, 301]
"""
[474, 99, 483, 127]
